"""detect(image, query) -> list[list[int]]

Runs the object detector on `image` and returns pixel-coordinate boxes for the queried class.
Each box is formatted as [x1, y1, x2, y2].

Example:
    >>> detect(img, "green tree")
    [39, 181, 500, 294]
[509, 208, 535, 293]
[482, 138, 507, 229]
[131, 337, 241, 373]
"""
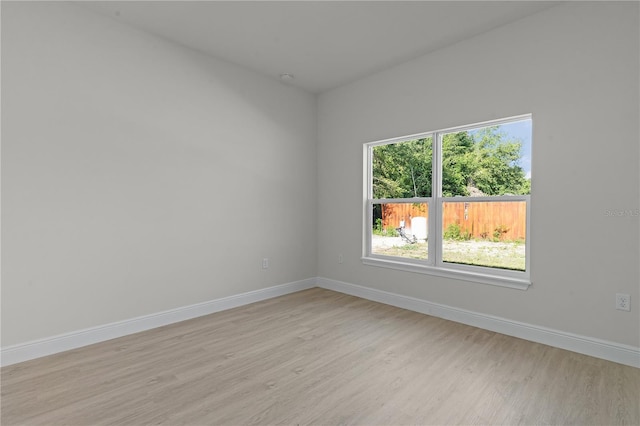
[456, 126, 529, 196]
[372, 127, 530, 199]
[372, 137, 432, 198]
[441, 131, 474, 196]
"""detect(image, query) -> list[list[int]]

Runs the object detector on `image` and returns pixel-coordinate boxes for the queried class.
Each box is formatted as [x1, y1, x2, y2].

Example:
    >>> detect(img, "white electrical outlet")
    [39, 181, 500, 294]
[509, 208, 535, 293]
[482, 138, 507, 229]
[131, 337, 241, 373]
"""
[262, 258, 269, 269]
[338, 254, 344, 264]
[615, 293, 630, 311]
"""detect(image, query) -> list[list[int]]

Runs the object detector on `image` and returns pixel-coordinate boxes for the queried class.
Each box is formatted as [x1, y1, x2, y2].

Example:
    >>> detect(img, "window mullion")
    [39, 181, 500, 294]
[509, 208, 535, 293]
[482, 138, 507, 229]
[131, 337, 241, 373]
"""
[431, 132, 442, 265]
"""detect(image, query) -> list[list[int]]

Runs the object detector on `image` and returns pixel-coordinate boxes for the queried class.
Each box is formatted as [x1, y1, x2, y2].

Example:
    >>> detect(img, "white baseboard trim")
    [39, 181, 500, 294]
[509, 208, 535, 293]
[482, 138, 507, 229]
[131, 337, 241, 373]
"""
[4, 277, 638, 369]
[1, 278, 316, 367]
[317, 277, 640, 368]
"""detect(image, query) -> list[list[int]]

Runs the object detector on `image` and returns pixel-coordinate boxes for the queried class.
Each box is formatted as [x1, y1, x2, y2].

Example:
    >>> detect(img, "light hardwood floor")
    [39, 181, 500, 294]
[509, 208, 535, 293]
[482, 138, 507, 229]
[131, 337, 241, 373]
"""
[2, 288, 639, 425]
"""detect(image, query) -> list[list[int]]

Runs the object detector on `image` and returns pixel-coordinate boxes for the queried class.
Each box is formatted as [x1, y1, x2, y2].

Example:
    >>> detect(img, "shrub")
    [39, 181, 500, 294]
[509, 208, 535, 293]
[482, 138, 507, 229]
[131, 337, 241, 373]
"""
[493, 224, 509, 241]
[373, 218, 383, 235]
[444, 223, 471, 240]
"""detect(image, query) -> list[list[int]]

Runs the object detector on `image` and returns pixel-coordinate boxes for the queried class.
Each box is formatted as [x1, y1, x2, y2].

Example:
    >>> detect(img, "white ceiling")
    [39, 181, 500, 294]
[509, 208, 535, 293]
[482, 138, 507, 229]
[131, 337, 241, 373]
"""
[82, 1, 559, 94]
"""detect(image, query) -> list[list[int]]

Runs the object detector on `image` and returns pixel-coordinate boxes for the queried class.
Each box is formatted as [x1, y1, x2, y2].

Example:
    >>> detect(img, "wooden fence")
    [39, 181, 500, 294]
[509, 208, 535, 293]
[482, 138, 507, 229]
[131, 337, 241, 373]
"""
[378, 201, 526, 241]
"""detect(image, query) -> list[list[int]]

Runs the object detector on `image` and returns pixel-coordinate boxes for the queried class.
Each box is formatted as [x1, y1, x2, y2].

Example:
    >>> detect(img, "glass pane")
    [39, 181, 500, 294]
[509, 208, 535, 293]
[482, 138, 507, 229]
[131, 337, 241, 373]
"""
[372, 203, 428, 260]
[372, 137, 433, 198]
[441, 119, 531, 197]
[442, 200, 526, 271]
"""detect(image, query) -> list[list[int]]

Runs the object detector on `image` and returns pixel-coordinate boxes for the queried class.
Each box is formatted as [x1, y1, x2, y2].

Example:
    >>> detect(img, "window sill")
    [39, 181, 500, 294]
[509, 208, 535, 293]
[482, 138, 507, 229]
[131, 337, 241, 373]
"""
[361, 257, 531, 290]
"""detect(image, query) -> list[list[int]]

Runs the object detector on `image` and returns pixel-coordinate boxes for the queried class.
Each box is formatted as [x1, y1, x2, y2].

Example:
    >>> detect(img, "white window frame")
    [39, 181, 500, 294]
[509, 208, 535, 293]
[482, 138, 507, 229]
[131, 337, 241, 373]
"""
[362, 115, 531, 290]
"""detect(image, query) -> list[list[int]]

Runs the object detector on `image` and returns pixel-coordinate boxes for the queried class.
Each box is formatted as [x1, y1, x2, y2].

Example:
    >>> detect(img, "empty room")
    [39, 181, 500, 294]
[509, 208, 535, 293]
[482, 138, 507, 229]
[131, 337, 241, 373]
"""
[2, 1, 639, 425]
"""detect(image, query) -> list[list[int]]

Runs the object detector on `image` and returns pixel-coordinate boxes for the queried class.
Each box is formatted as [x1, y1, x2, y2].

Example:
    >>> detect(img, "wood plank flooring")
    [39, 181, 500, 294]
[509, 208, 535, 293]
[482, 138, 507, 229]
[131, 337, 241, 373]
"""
[2, 288, 639, 425]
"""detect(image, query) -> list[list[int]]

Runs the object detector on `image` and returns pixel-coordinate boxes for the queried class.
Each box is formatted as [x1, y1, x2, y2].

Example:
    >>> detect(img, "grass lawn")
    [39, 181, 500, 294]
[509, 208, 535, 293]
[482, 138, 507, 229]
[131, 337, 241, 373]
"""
[372, 237, 525, 271]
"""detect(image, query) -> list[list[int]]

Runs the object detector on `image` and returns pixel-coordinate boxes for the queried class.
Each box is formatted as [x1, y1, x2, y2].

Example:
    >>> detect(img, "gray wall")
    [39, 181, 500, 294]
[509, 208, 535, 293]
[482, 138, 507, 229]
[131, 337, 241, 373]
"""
[1, 2, 317, 346]
[317, 2, 640, 347]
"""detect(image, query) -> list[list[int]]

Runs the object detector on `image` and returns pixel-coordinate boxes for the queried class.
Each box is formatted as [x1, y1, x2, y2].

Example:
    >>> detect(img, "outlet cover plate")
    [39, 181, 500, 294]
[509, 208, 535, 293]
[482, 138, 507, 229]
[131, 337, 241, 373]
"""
[616, 293, 630, 311]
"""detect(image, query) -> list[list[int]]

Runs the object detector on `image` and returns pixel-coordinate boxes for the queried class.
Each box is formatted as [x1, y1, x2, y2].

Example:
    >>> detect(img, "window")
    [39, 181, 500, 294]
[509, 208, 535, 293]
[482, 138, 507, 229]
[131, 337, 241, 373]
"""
[363, 115, 532, 288]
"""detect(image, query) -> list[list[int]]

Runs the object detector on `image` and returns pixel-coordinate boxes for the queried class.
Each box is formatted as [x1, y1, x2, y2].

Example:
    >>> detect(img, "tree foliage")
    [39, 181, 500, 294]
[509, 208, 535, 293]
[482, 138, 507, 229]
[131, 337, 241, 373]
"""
[372, 137, 432, 198]
[372, 127, 530, 199]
